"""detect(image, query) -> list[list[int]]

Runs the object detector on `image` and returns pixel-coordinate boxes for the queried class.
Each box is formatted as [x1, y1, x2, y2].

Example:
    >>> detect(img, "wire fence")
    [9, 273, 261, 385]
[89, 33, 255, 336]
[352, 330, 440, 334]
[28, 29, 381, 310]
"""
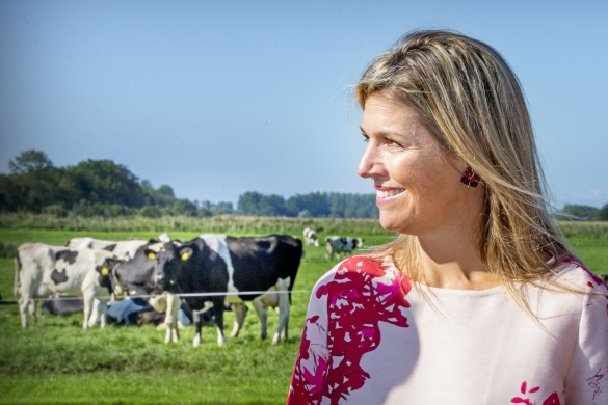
[0, 289, 314, 305]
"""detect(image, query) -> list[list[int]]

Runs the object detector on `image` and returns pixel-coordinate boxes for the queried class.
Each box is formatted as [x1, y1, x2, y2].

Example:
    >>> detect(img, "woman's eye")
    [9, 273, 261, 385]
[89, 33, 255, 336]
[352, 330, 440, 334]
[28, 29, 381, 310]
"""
[387, 139, 404, 148]
[361, 133, 369, 143]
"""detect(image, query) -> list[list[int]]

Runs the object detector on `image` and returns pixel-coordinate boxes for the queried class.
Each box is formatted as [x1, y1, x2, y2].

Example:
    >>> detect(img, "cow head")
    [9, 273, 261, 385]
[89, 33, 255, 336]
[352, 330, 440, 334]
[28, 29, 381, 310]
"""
[112, 244, 164, 297]
[156, 242, 194, 294]
[96, 258, 121, 294]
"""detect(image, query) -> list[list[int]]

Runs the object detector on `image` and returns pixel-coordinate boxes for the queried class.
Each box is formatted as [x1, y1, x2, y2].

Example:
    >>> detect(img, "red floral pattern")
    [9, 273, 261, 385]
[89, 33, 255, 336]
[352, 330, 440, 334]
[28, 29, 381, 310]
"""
[288, 256, 411, 403]
[288, 255, 608, 404]
[510, 380, 560, 405]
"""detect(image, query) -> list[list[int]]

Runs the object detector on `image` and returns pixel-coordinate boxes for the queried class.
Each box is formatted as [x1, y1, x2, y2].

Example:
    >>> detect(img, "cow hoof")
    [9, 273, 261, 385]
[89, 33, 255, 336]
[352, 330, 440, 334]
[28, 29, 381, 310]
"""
[192, 334, 202, 347]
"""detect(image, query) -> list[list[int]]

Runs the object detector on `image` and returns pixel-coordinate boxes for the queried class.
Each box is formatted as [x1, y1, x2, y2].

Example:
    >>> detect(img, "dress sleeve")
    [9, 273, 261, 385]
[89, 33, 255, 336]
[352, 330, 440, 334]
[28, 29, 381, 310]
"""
[287, 270, 334, 405]
[564, 272, 608, 404]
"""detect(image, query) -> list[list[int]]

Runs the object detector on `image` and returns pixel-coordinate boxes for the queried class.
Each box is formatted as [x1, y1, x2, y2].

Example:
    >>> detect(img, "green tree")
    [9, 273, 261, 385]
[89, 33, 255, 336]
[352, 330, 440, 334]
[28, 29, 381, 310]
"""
[211, 201, 234, 215]
[560, 204, 599, 221]
[72, 159, 144, 207]
[238, 191, 263, 215]
[286, 192, 330, 217]
[259, 194, 286, 216]
[8, 149, 53, 174]
[173, 199, 197, 216]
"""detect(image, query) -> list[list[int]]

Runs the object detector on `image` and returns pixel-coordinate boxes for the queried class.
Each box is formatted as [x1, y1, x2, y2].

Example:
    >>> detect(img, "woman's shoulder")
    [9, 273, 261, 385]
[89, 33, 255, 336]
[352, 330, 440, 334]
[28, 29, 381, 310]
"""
[551, 257, 607, 292]
[315, 254, 397, 283]
[312, 254, 411, 299]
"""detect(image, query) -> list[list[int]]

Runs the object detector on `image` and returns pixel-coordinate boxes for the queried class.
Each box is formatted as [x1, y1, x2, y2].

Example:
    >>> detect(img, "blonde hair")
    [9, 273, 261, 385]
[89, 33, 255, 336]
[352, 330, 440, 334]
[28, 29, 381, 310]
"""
[355, 29, 577, 312]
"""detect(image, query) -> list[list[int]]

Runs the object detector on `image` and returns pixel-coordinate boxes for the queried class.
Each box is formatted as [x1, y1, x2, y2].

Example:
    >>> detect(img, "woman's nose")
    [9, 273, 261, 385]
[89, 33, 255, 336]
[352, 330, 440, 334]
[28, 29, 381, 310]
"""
[358, 145, 383, 179]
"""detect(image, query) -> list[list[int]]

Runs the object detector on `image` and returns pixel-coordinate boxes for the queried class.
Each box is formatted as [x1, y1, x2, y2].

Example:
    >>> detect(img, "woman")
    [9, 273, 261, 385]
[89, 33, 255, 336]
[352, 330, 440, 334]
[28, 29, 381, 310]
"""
[287, 30, 607, 404]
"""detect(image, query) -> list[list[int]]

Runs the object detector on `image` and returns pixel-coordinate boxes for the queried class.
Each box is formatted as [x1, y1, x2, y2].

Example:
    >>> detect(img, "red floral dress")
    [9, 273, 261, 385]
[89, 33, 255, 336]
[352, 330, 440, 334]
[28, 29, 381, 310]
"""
[287, 255, 608, 404]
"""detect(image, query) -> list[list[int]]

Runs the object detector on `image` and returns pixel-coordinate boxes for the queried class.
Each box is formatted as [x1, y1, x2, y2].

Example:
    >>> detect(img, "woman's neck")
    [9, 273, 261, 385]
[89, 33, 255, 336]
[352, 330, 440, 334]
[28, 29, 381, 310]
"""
[412, 235, 499, 291]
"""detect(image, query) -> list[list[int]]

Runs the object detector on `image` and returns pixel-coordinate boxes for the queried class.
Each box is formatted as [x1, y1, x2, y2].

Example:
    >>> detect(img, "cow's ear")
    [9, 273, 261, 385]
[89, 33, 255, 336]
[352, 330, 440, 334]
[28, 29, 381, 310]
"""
[96, 265, 110, 276]
[144, 249, 157, 260]
[180, 247, 193, 262]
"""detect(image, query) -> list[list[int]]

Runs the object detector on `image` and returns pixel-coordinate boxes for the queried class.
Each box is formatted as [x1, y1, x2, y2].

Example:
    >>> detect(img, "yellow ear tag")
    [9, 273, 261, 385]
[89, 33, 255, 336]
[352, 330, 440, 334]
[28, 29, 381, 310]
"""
[101, 267, 109, 276]
[181, 252, 190, 261]
[148, 252, 157, 260]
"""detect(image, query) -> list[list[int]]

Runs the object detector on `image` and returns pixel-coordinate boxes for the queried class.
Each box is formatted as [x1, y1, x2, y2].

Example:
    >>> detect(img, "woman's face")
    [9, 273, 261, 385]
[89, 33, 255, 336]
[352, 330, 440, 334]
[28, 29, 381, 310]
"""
[358, 92, 483, 238]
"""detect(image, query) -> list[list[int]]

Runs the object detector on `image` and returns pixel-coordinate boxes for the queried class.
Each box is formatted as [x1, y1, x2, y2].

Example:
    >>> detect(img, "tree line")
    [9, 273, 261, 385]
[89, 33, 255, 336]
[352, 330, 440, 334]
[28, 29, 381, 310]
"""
[558, 204, 608, 221]
[0, 150, 378, 218]
[2, 150, 606, 220]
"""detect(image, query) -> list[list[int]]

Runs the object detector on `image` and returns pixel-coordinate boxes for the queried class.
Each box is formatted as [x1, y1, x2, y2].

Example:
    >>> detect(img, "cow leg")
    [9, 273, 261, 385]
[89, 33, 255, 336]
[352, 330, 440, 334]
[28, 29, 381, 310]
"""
[97, 299, 108, 328]
[99, 298, 109, 328]
[213, 298, 226, 347]
[252, 298, 268, 340]
[230, 303, 247, 338]
[30, 298, 38, 325]
[88, 299, 100, 328]
[19, 294, 33, 328]
[192, 310, 203, 347]
[273, 294, 289, 344]
[164, 293, 181, 344]
[18, 276, 38, 328]
[82, 291, 95, 329]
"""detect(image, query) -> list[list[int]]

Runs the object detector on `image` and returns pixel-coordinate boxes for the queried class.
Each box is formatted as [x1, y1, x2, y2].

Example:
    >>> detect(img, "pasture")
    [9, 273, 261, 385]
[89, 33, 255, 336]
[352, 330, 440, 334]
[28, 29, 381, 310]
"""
[0, 216, 606, 404]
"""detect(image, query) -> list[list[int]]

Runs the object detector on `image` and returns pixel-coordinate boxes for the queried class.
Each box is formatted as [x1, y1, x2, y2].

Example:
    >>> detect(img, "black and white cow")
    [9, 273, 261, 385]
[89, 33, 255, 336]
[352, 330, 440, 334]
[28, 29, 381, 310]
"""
[16, 243, 118, 328]
[325, 236, 364, 260]
[302, 227, 319, 247]
[156, 234, 302, 347]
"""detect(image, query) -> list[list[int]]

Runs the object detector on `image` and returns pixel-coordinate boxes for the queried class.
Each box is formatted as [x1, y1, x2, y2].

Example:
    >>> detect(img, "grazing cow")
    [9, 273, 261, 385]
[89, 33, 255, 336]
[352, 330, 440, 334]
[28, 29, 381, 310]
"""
[16, 243, 118, 328]
[325, 236, 364, 260]
[156, 234, 302, 347]
[302, 227, 319, 247]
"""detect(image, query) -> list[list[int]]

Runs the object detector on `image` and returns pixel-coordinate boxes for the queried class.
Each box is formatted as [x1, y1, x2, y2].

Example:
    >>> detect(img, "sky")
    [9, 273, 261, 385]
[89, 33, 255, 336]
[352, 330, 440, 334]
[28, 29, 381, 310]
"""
[1, 0, 606, 209]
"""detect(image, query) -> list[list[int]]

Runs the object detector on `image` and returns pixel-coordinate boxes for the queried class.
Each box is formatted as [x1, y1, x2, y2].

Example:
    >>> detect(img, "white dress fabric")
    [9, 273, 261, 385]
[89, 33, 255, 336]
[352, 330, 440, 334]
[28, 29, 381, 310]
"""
[287, 254, 608, 404]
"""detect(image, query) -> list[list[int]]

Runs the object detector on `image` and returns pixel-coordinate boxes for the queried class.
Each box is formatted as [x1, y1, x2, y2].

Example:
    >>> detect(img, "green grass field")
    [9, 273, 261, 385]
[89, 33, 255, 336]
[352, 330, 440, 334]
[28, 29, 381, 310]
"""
[0, 222, 605, 404]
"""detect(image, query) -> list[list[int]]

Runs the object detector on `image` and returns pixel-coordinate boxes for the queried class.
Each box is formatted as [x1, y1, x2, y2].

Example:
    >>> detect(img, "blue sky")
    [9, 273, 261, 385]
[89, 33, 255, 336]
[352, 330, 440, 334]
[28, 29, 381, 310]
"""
[1, 1, 606, 209]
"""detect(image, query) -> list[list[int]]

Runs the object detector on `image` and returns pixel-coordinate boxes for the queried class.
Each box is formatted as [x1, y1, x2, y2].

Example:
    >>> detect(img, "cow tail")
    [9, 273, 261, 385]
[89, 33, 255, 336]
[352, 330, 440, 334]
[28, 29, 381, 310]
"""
[14, 255, 22, 296]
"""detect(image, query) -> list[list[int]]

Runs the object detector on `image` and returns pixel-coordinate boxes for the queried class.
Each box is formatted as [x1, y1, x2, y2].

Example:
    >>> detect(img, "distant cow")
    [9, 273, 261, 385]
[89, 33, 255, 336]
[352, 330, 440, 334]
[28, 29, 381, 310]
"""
[302, 227, 319, 247]
[16, 243, 118, 328]
[156, 234, 302, 347]
[325, 236, 364, 260]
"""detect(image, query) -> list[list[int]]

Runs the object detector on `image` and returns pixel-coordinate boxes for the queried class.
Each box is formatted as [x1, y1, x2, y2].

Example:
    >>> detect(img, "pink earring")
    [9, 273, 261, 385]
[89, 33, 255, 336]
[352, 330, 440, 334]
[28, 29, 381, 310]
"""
[460, 166, 480, 188]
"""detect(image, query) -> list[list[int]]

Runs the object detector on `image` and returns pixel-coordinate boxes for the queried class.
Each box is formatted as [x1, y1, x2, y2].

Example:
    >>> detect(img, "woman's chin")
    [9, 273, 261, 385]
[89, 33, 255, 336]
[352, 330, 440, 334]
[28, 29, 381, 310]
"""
[378, 216, 409, 234]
